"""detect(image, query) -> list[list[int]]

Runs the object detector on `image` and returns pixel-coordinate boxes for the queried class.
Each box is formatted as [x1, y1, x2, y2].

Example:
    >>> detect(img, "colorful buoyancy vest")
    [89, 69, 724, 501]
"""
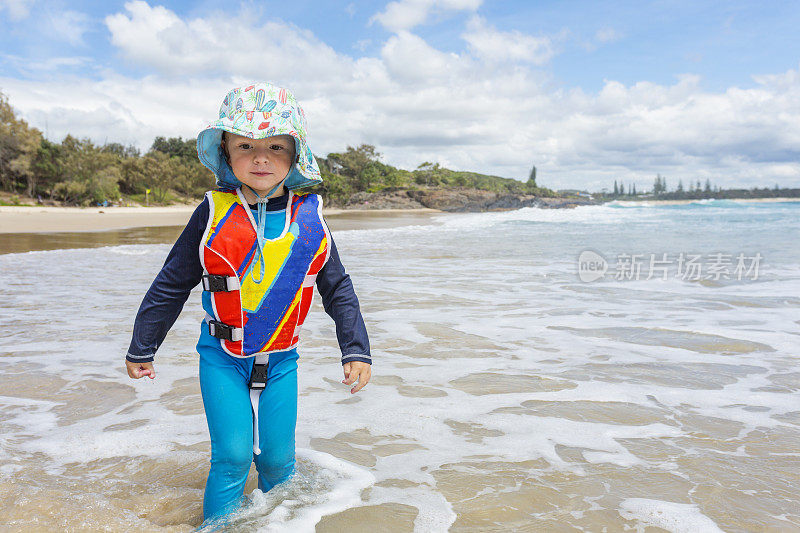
[200, 189, 330, 358]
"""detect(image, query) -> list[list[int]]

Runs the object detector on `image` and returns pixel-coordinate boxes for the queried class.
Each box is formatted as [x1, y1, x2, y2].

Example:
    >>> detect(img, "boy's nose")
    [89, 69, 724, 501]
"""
[253, 150, 271, 163]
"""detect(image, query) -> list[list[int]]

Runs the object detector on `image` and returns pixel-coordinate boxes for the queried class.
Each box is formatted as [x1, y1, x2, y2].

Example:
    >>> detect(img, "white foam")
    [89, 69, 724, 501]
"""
[618, 498, 724, 532]
[1, 200, 798, 530]
[213, 448, 375, 533]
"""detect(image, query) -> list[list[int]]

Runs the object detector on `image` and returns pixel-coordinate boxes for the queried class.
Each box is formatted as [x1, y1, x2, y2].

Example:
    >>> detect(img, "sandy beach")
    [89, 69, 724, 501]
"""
[0, 205, 445, 255]
[0, 204, 441, 235]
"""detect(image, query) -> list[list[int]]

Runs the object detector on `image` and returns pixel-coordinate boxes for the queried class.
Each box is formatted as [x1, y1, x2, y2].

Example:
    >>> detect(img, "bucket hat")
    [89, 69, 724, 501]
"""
[197, 82, 322, 191]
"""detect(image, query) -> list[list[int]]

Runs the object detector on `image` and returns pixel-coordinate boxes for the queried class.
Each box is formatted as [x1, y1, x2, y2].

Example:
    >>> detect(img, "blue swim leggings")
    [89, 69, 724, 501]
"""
[197, 328, 299, 520]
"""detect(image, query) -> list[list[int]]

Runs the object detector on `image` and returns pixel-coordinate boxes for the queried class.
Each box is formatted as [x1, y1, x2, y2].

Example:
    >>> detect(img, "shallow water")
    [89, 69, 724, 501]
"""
[0, 200, 798, 532]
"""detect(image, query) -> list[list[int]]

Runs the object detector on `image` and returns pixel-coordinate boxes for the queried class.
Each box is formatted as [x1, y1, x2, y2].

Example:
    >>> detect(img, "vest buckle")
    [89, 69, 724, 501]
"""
[202, 274, 240, 292]
[207, 319, 243, 342]
[249, 362, 269, 390]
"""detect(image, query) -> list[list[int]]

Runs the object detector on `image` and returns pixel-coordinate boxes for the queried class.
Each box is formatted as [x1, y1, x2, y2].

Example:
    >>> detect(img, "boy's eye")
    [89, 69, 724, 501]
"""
[238, 143, 251, 150]
[270, 144, 285, 151]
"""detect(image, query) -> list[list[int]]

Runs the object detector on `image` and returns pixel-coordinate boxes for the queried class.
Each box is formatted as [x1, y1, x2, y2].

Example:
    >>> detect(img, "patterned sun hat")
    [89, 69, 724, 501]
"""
[197, 82, 322, 190]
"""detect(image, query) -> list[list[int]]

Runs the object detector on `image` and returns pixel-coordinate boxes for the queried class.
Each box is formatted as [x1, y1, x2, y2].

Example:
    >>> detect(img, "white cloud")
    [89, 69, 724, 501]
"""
[1, 54, 92, 74]
[4, 2, 799, 191]
[580, 27, 622, 52]
[595, 27, 620, 44]
[0, 0, 34, 20]
[46, 10, 90, 46]
[380, 31, 466, 83]
[105, 1, 349, 81]
[370, 0, 482, 33]
[463, 16, 554, 65]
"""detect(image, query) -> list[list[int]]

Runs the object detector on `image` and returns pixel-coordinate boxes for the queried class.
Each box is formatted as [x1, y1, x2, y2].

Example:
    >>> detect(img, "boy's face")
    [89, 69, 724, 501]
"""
[221, 132, 295, 198]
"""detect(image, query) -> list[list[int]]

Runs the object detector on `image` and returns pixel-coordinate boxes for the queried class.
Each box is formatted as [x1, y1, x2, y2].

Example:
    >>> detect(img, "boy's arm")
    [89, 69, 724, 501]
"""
[315, 234, 372, 366]
[126, 197, 209, 363]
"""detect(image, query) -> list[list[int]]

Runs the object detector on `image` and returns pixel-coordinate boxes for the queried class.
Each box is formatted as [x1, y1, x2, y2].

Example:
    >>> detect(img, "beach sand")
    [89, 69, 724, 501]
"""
[0, 204, 441, 235]
[0, 205, 444, 255]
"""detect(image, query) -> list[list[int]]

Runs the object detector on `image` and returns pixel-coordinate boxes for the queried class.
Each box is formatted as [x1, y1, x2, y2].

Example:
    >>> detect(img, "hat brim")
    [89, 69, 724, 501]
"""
[197, 113, 322, 191]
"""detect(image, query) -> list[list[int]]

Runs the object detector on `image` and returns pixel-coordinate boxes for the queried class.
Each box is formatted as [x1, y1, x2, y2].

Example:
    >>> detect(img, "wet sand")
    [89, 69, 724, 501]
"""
[0, 208, 444, 255]
[1, 200, 798, 531]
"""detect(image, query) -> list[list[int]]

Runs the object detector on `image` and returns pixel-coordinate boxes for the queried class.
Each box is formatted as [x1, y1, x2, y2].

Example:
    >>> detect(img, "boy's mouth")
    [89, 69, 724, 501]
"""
[250, 171, 272, 176]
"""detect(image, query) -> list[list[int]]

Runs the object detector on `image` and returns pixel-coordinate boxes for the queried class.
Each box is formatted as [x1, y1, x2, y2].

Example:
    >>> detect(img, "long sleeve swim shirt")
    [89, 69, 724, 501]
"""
[126, 192, 371, 366]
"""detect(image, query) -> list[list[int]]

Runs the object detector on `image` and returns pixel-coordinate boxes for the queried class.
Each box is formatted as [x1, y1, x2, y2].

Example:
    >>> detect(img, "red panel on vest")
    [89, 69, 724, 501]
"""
[308, 240, 328, 275]
[203, 249, 243, 330]
[290, 194, 304, 223]
[296, 285, 315, 328]
[209, 205, 257, 275]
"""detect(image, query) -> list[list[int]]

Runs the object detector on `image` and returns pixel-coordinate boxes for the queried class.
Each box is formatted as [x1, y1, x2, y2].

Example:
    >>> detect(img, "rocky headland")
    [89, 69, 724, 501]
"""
[340, 187, 600, 212]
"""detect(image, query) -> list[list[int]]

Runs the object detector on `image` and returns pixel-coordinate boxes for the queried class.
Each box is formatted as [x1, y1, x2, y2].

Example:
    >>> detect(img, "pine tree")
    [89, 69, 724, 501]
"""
[613, 180, 619, 196]
[704, 179, 711, 193]
[527, 165, 537, 187]
[632, 183, 637, 195]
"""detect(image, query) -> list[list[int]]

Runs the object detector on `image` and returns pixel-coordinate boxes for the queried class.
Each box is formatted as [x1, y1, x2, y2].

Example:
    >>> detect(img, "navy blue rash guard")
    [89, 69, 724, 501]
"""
[126, 192, 371, 366]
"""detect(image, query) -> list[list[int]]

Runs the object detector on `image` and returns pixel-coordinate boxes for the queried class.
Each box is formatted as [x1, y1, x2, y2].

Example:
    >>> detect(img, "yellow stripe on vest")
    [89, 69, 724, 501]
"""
[210, 191, 239, 230]
[240, 226, 298, 312]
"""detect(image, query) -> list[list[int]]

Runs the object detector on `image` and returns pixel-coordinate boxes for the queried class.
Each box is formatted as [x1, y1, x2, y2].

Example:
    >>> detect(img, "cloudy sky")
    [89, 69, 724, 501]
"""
[1, 0, 799, 192]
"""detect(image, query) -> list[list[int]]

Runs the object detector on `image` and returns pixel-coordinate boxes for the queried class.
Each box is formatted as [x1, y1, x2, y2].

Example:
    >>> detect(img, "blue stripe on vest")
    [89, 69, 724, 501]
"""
[243, 195, 324, 353]
[237, 240, 258, 278]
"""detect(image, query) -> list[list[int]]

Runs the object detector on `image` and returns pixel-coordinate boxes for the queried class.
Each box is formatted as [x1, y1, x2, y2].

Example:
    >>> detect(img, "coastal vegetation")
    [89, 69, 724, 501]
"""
[597, 175, 800, 201]
[0, 92, 550, 207]
[2, 92, 796, 208]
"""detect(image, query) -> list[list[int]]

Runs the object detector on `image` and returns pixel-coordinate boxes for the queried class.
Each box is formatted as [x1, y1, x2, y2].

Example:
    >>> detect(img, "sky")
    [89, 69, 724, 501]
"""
[1, 0, 799, 192]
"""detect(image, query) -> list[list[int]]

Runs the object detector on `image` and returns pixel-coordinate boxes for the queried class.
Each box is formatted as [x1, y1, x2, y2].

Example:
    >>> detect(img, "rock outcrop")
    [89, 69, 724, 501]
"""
[342, 187, 599, 212]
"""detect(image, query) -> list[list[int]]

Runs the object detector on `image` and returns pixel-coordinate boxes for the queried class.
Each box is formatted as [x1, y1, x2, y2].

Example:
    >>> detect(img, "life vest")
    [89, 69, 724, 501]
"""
[199, 188, 330, 358]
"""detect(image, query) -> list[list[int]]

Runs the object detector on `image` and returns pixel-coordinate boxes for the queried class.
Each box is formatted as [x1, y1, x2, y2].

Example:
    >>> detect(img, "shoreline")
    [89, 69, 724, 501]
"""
[0, 204, 442, 234]
[2, 196, 796, 234]
[0, 208, 446, 255]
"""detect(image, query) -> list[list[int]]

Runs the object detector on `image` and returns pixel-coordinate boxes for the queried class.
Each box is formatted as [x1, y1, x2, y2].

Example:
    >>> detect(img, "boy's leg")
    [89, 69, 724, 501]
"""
[253, 349, 299, 491]
[198, 340, 254, 520]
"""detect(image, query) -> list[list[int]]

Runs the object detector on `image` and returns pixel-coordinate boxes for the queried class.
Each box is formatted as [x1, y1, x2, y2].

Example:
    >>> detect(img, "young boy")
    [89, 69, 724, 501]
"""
[124, 82, 372, 521]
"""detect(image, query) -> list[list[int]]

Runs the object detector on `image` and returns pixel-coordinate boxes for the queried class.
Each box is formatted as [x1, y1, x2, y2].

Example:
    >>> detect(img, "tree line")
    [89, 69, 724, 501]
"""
[0, 91, 551, 207]
[604, 174, 799, 200]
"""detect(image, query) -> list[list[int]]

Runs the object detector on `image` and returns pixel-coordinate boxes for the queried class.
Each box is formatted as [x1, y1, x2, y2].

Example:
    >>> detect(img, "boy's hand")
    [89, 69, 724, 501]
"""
[126, 360, 156, 380]
[342, 361, 371, 394]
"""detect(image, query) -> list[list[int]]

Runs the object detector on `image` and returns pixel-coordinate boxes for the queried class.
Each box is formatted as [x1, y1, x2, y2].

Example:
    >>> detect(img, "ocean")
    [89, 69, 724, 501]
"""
[1, 199, 798, 532]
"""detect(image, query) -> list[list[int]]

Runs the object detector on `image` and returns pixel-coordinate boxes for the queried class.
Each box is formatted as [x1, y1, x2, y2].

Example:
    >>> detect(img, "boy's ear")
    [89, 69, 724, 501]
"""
[219, 133, 230, 163]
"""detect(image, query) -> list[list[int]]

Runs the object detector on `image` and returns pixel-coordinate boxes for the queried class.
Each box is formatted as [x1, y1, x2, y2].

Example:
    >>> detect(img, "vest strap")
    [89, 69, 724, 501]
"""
[202, 274, 240, 292]
[207, 319, 243, 342]
[250, 353, 269, 455]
